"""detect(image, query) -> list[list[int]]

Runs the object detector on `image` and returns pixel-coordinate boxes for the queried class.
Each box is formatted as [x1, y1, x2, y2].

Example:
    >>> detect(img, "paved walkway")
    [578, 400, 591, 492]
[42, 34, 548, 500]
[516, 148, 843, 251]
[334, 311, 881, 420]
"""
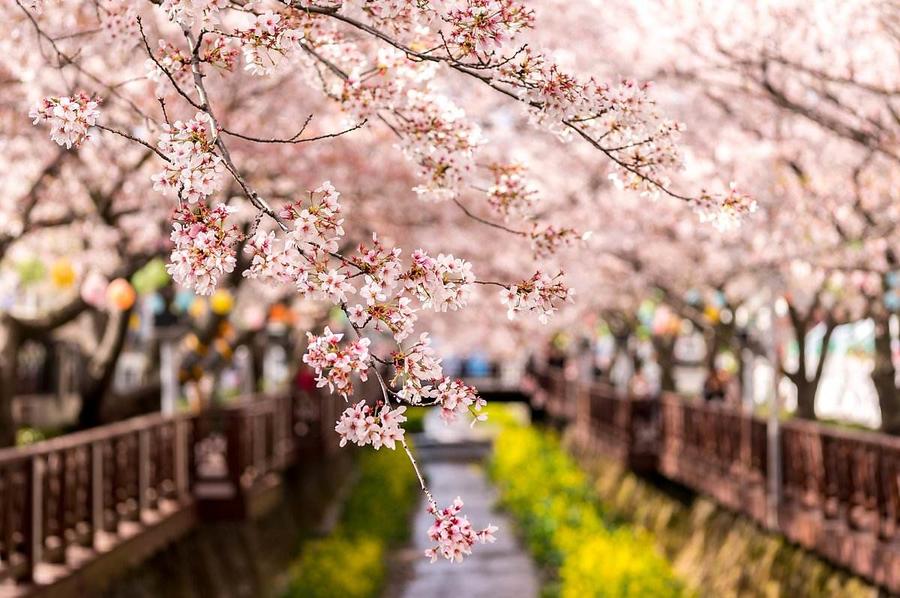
[396, 410, 540, 598]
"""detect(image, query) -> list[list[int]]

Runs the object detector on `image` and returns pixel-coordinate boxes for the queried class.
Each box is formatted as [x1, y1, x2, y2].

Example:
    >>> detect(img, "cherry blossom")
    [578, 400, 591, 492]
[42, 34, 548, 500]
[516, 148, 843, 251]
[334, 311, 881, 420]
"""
[500, 271, 575, 323]
[303, 327, 371, 398]
[446, 0, 534, 61]
[334, 400, 407, 450]
[486, 162, 539, 218]
[435, 378, 487, 425]
[28, 93, 100, 149]
[402, 250, 475, 312]
[152, 112, 224, 205]
[242, 231, 296, 284]
[692, 184, 759, 231]
[100, 0, 139, 44]
[530, 225, 587, 259]
[167, 204, 241, 295]
[395, 90, 483, 201]
[237, 12, 303, 76]
[11, 0, 786, 565]
[160, 0, 226, 28]
[351, 296, 419, 342]
[425, 497, 498, 563]
[391, 333, 445, 403]
[280, 181, 345, 253]
[147, 36, 238, 97]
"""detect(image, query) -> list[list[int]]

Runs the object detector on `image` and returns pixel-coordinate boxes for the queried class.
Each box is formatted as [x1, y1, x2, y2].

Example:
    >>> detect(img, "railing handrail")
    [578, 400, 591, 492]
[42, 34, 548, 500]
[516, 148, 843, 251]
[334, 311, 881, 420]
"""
[0, 394, 288, 464]
[781, 416, 900, 450]
[0, 411, 195, 463]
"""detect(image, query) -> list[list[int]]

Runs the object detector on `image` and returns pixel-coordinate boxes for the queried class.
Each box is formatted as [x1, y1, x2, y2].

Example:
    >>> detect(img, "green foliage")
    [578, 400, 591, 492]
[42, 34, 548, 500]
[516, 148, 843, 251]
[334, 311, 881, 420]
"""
[340, 446, 419, 545]
[285, 537, 384, 598]
[403, 407, 427, 434]
[559, 529, 686, 598]
[284, 446, 418, 598]
[16, 257, 45, 286]
[131, 258, 170, 294]
[489, 416, 686, 598]
[16, 427, 46, 446]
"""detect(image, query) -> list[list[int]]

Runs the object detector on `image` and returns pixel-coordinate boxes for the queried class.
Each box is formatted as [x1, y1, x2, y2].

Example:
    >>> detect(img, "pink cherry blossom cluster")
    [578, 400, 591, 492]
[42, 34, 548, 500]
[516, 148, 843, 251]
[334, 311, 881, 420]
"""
[445, 0, 534, 61]
[167, 204, 241, 295]
[693, 183, 758, 231]
[425, 497, 498, 563]
[198, 35, 240, 71]
[147, 37, 238, 97]
[435, 378, 486, 425]
[391, 333, 445, 402]
[486, 162, 539, 218]
[302, 327, 371, 398]
[496, 50, 689, 197]
[243, 182, 348, 292]
[280, 181, 345, 253]
[340, 48, 435, 118]
[334, 400, 407, 450]
[530, 224, 588, 259]
[349, 234, 404, 304]
[301, 269, 357, 304]
[243, 185, 478, 342]
[152, 112, 224, 205]
[243, 231, 296, 284]
[146, 40, 193, 97]
[160, 0, 226, 27]
[29, 92, 100, 149]
[348, 296, 419, 342]
[100, 0, 138, 44]
[396, 90, 483, 201]
[356, 0, 421, 26]
[402, 250, 475, 312]
[342, 238, 475, 339]
[500, 271, 574, 323]
[237, 12, 303, 76]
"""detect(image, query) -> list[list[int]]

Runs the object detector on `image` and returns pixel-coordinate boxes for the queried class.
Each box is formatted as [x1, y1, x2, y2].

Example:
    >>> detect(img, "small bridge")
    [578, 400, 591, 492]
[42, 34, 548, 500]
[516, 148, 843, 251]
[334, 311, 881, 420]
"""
[531, 365, 900, 595]
[0, 392, 338, 597]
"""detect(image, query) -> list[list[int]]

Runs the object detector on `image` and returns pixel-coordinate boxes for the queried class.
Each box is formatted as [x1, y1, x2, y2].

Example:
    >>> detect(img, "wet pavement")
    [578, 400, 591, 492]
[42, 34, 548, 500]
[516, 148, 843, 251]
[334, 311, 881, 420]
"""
[394, 409, 539, 598]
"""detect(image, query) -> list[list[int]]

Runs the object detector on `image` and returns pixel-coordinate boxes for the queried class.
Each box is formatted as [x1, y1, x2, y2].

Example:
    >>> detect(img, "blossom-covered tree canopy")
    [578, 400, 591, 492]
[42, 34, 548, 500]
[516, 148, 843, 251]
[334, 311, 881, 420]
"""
[6, 0, 897, 562]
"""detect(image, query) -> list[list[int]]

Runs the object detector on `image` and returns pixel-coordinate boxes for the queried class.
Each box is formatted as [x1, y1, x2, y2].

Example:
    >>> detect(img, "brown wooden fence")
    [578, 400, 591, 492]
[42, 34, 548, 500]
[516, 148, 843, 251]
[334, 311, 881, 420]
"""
[0, 391, 329, 596]
[535, 367, 900, 593]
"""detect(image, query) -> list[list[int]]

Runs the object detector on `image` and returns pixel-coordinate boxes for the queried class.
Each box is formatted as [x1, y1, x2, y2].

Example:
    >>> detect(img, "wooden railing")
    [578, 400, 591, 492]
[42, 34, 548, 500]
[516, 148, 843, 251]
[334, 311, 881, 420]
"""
[582, 382, 658, 470]
[658, 394, 769, 524]
[533, 368, 900, 593]
[0, 391, 329, 595]
[0, 413, 193, 587]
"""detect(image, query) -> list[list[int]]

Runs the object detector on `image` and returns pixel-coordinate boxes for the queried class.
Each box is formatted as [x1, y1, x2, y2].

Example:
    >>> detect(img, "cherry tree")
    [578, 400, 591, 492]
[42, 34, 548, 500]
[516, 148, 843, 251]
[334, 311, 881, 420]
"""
[10, 0, 760, 561]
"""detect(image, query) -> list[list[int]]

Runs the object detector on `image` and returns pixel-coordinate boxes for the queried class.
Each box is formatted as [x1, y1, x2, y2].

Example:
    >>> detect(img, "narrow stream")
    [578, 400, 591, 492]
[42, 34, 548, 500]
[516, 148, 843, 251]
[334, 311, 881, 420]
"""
[394, 410, 540, 598]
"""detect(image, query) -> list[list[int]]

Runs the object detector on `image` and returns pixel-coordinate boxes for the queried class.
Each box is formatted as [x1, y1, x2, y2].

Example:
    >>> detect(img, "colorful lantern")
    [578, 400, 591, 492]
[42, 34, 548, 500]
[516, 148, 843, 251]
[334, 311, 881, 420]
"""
[210, 289, 234, 315]
[16, 257, 45, 286]
[106, 278, 136, 311]
[50, 259, 75, 288]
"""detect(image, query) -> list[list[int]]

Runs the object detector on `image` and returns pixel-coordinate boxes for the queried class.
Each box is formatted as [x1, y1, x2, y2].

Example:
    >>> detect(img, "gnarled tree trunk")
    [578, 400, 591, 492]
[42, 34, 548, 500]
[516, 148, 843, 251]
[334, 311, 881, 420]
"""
[0, 321, 20, 447]
[871, 314, 900, 434]
[77, 306, 134, 430]
[652, 334, 678, 392]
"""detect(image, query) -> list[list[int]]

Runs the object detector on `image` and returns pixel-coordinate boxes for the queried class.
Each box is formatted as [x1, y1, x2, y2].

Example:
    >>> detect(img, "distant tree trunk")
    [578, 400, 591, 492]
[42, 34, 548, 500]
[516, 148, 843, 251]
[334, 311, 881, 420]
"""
[792, 376, 817, 420]
[77, 306, 134, 429]
[871, 314, 900, 434]
[783, 303, 835, 422]
[0, 321, 20, 447]
[652, 335, 678, 392]
[704, 327, 719, 374]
